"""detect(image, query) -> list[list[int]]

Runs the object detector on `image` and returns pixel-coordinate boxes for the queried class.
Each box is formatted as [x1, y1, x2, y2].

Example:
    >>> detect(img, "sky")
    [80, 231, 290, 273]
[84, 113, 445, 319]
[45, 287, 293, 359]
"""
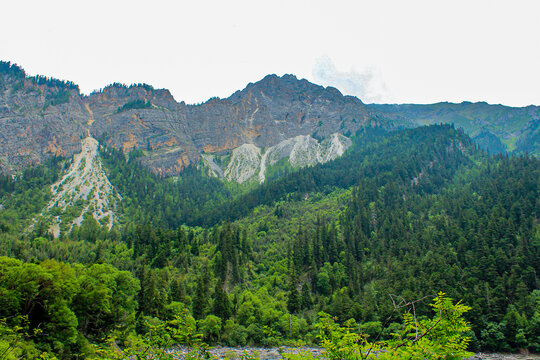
[1, 0, 539, 106]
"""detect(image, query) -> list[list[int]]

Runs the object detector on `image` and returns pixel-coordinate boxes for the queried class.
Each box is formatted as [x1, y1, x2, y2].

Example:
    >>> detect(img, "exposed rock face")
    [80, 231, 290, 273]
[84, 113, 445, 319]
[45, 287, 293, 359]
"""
[87, 74, 373, 176]
[44, 136, 121, 235]
[203, 133, 353, 183]
[3, 61, 536, 179]
[224, 144, 262, 183]
[0, 69, 89, 174]
[0, 62, 373, 177]
[258, 133, 352, 182]
[320, 133, 352, 162]
[201, 154, 224, 179]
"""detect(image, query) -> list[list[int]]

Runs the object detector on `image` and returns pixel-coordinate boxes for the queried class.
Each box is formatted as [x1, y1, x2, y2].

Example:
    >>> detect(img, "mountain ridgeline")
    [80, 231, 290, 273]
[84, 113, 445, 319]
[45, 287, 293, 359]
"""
[369, 102, 540, 156]
[0, 60, 538, 179]
[0, 61, 376, 177]
[0, 60, 539, 359]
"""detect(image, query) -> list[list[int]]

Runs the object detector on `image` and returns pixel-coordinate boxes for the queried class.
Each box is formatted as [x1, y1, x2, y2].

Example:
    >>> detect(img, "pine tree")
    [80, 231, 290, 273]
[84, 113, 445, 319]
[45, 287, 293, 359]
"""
[212, 281, 231, 320]
[287, 270, 300, 314]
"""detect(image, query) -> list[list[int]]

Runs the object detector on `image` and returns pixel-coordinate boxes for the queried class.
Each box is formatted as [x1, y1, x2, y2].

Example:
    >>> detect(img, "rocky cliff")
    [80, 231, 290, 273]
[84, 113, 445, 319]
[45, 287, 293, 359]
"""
[1, 60, 537, 179]
[87, 74, 375, 176]
[0, 61, 375, 177]
[0, 63, 89, 174]
[199, 133, 352, 183]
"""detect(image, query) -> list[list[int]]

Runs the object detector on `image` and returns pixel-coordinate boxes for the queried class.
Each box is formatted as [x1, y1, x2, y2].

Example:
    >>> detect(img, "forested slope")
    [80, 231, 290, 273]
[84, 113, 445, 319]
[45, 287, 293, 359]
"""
[0, 125, 538, 358]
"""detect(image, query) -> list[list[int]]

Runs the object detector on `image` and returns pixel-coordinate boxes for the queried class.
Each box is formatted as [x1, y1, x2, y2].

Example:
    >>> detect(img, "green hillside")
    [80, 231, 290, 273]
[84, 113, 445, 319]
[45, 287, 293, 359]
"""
[0, 125, 538, 358]
[370, 102, 540, 156]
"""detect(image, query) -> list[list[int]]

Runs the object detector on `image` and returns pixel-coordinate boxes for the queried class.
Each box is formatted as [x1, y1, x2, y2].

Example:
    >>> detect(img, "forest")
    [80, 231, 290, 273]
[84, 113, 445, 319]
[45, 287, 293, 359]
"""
[0, 125, 538, 359]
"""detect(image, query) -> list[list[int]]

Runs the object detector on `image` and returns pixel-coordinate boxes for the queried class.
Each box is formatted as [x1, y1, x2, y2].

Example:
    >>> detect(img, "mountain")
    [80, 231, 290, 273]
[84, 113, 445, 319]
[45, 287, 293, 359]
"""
[0, 62, 376, 177]
[0, 123, 538, 358]
[3, 60, 537, 182]
[369, 102, 540, 156]
[0, 61, 539, 359]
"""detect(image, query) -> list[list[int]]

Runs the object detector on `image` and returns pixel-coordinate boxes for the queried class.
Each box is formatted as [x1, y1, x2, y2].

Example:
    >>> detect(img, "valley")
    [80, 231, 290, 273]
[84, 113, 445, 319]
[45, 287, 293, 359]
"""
[0, 61, 538, 359]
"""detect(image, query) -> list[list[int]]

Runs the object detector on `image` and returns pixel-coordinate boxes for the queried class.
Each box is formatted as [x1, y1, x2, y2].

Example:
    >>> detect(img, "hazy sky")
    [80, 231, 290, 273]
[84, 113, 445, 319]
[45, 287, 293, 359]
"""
[1, 0, 539, 106]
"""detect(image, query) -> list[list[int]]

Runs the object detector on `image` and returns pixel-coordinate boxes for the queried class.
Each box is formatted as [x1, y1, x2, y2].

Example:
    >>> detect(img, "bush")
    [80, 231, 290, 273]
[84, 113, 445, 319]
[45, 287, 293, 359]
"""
[296, 292, 474, 360]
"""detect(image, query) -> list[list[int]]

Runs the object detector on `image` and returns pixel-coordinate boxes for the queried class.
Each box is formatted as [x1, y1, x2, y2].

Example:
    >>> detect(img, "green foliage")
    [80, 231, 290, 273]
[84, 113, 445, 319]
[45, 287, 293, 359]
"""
[198, 315, 222, 343]
[382, 293, 473, 359]
[369, 101, 540, 156]
[95, 311, 207, 360]
[99, 145, 232, 228]
[0, 61, 26, 79]
[31, 75, 78, 90]
[308, 293, 473, 360]
[0, 257, 139, 358]
[0, 124, 538, 357]
[72, 263, 140, 340]
[116, 99, 152, 113]
[222, 320, 248, 346]
[44, 89, 71, 108]
[0, 316, 42, 359]
[315, 314, 369, 360]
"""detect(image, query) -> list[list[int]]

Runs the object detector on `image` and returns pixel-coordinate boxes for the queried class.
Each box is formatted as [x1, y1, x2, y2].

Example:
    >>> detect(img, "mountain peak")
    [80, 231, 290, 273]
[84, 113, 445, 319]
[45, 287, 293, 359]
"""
[0, 62, 368, 176]
[229, 73, 355, 105]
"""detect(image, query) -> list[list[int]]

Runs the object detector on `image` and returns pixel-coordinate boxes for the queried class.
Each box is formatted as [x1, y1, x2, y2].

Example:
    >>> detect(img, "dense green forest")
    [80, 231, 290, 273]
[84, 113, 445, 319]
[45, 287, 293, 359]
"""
[368, 102, 540, 157]
[0, 125, 538, 359]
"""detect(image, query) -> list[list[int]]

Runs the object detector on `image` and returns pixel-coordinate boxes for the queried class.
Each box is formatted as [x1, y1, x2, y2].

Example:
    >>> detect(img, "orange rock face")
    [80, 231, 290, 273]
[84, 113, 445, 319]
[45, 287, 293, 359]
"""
[122, 133, 139, 152]
[45, 137, 65, 156]
[176, 155, 190, 170]
[130, 113, 149, 129]
[202, 138, 239, 153]
[241, 128, 261, 141]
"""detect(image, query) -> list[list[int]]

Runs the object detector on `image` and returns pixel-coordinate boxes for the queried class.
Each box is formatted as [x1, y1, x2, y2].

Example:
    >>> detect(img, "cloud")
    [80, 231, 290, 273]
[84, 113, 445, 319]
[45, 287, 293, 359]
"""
[312, 56, 389, 103]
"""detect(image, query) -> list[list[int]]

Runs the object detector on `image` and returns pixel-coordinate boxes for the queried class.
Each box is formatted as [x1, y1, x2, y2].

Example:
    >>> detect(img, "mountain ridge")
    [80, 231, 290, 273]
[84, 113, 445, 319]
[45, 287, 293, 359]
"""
[0, 61, 375, 176]
[0, 60, 537, 178]
[369, 101, 540, 156]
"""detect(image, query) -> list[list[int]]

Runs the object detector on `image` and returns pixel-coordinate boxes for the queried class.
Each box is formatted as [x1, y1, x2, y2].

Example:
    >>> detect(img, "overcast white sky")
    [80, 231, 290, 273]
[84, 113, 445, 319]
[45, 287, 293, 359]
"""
[1, 0, 539, 106]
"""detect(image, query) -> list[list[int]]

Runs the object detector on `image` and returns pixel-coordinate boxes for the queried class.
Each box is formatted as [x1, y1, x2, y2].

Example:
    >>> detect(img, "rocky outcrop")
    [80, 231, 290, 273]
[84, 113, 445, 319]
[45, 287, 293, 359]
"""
[201, 154, 224, 179]
[1, 61, 538, 177]
[201, 133, 352, 183]
[320, 133, 352, 162]
[258, 133, 351, 182]
[0, 62, 373, 176]
[88, 74, 373, 176]
[224, 144, 262, 183]
[0, 67, 89, 174]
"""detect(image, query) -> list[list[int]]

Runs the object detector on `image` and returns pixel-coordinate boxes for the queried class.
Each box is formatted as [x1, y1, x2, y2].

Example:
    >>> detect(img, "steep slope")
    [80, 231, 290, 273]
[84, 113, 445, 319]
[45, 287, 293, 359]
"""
[258, 133, 352, 182]
[1, 60, 538, 181]
[85, 125, 473, 229]
[224, 144, 262, 183]
[200, 133, 352, 183]
[44, 136, 121, 235]
[0, 62, 89, 174]
[369, 102, 540, 156]
[0, 61, 373, 177]
[192, 125, 477, 225]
